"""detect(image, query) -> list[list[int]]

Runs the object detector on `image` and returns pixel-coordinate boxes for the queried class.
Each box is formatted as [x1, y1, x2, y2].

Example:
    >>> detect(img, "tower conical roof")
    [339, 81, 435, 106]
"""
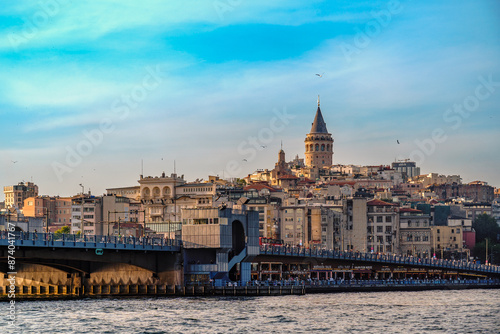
[310, 106, 328, 134]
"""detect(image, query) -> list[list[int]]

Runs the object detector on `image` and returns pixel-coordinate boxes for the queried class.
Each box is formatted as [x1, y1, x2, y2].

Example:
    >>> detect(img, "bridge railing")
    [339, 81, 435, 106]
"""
[0, 231, 181, 249]
[260, 245, 500, 274]
[243, 278, 500, 287]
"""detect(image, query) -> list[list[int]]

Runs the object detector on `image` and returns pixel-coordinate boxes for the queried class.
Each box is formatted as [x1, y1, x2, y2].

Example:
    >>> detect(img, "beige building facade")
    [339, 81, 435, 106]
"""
[398, 208, 432, 257]
[431, 225, 464, 259]
[4, 182, 38, 209]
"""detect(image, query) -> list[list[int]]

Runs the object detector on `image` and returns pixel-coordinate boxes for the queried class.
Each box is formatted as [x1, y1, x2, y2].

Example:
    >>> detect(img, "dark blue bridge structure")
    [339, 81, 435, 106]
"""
[259, 245, 500, 277]
[0, 232, 499, 298]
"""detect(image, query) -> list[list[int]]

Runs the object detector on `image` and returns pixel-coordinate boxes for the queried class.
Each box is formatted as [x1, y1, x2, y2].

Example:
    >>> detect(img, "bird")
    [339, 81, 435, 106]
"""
[397, 140, 400, 144]
[242, 159, 247, 162]
[315, 72, 325, 78]
[11, 161, 17, 163]
[261, 145, 267, 148]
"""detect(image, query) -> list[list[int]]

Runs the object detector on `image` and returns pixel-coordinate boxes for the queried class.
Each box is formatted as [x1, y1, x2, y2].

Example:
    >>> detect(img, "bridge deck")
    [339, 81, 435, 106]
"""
[0, 232, 180, 252]
[1, 232, 499, 276]
[259, 246, 500, 275]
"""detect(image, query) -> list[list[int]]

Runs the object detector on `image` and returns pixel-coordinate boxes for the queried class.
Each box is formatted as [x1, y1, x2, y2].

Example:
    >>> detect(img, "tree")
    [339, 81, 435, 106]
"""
[54, 226, 70, 235]
[473, 240, 500, 265]
[235, 178, 247, 187]
[473, 214, 500, 244]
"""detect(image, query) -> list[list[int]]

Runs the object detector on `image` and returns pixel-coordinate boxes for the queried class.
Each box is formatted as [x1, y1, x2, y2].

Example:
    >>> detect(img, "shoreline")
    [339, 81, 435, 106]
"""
[3, 282, 499, 301]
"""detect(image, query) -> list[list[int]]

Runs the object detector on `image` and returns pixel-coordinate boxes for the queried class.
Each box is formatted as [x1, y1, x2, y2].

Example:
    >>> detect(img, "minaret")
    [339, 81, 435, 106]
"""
[304, 96, 333, 168]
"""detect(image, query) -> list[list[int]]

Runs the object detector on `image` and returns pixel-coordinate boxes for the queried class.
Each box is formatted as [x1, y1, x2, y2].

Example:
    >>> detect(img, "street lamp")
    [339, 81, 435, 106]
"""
[485, 238, 489, 265]
[79, 184, 84, 236]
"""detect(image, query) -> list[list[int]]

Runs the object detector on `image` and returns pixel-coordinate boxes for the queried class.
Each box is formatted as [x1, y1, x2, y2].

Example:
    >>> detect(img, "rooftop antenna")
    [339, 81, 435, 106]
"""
[140, 159, 144, 178]
[281, 140, 283, 150]
[174, 160, 176, 174]
[318, 95, 320, 107]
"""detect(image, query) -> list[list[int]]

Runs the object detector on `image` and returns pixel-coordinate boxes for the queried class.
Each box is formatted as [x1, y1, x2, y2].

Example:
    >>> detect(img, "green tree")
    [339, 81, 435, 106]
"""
[235, 178, 246, 187]
[473, 214, 500, 244]
[473, 240, 500, 265]
[55, 226, 70, 234]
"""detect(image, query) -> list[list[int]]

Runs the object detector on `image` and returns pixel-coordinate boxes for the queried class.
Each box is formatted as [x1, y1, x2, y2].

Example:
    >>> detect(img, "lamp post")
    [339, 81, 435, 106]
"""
[44, 207, 52, 234]
[485, 238, 488, 265]
[79, 184, 84, 236]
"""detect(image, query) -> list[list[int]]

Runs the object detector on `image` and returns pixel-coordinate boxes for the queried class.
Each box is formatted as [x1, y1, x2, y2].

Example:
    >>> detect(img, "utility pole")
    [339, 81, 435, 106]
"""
[44, 207, 51, 233]
[79, 184, 84, 236]
[485, 238, 488, 265]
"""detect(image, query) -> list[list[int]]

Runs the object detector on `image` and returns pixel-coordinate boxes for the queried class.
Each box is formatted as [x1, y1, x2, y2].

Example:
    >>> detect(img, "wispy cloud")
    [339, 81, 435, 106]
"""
[0, 0, 499, 199]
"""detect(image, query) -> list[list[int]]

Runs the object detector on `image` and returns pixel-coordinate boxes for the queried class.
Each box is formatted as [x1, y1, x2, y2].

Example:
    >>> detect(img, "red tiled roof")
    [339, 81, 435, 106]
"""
[399, 208, 422, 213]
[279, 174, 299, 180]
[367, 199, 397, 206]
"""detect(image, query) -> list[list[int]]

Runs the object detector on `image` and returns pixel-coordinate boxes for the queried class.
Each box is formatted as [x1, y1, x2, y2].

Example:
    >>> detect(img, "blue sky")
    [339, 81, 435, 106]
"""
[0, 0, 499, 199]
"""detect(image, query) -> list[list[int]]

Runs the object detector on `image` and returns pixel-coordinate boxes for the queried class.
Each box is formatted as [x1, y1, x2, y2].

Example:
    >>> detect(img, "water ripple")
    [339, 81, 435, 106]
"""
[6, 289, 500, 334]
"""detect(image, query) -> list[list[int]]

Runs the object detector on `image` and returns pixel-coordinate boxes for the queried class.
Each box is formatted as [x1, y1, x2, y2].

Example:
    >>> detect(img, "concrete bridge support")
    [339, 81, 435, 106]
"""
[0, 248, 184, 298]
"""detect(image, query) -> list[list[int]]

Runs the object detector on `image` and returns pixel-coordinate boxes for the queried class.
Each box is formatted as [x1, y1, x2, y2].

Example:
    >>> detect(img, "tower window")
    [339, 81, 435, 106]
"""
[321, 144, 325, 151]
[315, 144, 319, 151]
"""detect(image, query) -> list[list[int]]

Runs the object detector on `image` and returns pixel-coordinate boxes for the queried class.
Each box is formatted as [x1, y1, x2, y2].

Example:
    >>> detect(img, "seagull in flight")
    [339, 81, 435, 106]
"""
[242, 159, 247, 162]
[11, 160, 18, 163]
[397, 140, 400, 144]
[315, 72, 325, 78]
[261, 145, 267, 148]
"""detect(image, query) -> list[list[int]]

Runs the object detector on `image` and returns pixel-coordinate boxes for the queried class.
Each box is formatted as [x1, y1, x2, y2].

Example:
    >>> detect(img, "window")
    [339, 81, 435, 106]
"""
[437, 237, 440, 242]
[377, 216, 383, 223]
[386, 216, 392, 223]
[377, 226, 383, 233]
[437, 229, 440, 233]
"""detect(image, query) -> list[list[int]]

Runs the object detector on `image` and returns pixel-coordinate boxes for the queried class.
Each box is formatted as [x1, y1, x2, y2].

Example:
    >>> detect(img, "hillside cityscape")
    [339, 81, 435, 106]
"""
[2, 102, 499, 264]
